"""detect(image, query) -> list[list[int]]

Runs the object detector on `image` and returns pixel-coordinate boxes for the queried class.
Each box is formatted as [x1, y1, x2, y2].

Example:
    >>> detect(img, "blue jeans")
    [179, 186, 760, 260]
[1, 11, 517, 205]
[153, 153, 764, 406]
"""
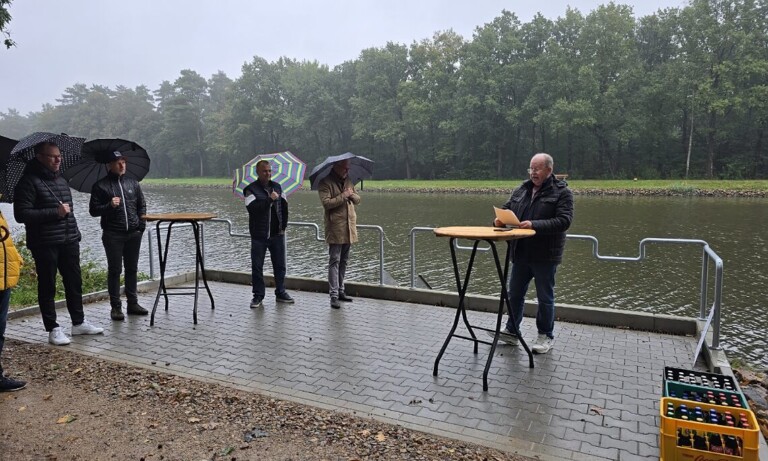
[0, 289, 9, 374]
[250, 234, 287, 300]
[506, 262, 558, 339]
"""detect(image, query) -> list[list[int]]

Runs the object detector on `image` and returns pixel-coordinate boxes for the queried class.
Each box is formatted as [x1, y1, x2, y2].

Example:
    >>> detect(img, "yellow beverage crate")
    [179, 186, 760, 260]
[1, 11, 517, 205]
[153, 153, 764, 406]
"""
[660, 397, 759, 461]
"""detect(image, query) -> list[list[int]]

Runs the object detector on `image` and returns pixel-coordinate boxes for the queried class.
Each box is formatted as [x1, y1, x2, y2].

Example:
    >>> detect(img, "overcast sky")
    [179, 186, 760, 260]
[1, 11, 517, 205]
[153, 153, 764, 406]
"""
[0, 0, 687, 115]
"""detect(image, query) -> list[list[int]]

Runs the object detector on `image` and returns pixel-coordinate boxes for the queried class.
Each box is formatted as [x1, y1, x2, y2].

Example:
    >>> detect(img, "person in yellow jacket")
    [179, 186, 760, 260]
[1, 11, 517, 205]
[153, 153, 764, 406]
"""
[0, 210, 26, 391]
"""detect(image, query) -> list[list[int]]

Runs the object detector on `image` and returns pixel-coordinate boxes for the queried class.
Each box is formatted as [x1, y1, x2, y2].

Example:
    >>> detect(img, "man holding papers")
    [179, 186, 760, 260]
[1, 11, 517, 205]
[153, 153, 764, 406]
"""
[491, 153, 573, 354]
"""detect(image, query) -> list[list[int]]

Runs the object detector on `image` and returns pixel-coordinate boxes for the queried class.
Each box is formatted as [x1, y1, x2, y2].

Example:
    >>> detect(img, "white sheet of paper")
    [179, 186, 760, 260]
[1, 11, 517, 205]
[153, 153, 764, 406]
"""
[493, 206, 520, 227]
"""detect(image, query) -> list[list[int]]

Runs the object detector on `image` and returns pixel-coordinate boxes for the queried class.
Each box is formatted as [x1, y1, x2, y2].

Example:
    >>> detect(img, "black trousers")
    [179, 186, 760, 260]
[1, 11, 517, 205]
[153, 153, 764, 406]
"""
[102, 230, 143, 307]
[30, 242, 84, 331]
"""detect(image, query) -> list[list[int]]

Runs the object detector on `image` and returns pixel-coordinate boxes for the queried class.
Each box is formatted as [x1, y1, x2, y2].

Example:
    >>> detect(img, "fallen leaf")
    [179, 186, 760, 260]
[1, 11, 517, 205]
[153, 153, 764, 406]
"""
[360, 429, 370, 436]
[18, 406, 26, 412]
[375, 432, 386, 442]
[72, 368, 82, 374]
[43, 394, 53, 400]
[57, 415, 77, 424]
[589, 405, 603, 415]
[188, 417, 201, 423]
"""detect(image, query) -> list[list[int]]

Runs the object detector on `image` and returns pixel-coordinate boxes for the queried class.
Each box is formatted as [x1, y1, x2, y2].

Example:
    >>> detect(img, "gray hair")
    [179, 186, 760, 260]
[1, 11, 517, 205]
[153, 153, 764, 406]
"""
[532, 152, 553, 169]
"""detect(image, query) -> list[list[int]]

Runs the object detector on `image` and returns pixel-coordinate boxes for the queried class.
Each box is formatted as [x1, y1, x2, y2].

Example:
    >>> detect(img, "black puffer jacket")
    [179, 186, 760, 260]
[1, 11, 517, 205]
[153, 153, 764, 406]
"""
[89, 172, 146, 233]
[13, 159, 82, 248]
[501, 175, 573, 264]
[244, 180, 288, 239]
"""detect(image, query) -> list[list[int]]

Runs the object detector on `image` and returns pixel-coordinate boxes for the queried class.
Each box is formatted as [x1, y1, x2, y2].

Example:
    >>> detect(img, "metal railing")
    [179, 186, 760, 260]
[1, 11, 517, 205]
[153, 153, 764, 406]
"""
[145, 222, 724, 356]
[408, 227, 724, 354]
[146, 219, 387, 285]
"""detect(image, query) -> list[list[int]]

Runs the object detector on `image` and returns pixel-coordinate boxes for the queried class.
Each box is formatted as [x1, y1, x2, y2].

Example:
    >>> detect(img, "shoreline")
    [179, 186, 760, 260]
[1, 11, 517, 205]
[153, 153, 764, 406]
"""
[142, 183, 768, 197]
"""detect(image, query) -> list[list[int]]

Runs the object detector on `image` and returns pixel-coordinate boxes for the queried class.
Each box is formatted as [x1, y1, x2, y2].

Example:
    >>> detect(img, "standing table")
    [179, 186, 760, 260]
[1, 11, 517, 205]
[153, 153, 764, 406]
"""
[433, 226, 536, 391]
[143, 213, 217, 326]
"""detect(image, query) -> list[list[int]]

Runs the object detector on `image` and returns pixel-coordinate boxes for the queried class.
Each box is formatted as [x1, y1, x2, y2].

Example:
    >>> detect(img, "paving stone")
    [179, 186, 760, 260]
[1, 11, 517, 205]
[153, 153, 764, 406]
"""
[4, 280, 706, 461]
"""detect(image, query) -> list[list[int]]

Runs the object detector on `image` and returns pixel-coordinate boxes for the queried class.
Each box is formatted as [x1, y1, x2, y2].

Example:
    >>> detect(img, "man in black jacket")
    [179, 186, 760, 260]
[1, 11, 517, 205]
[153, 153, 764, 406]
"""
[89, 151, 147, 321]
[244, 160, 294, 308]
[491, 153, 573, 354]
[13, 141, 103, 345]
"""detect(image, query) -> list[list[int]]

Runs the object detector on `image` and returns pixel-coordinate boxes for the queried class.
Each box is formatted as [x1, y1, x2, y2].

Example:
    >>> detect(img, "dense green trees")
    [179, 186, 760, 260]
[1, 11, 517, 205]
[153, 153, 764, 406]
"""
[2, 0, 766, 179]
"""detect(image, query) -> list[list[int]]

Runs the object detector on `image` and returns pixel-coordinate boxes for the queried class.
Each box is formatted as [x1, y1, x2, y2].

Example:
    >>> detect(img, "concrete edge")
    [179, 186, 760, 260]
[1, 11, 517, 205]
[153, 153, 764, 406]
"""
[204, 269, 698, 336]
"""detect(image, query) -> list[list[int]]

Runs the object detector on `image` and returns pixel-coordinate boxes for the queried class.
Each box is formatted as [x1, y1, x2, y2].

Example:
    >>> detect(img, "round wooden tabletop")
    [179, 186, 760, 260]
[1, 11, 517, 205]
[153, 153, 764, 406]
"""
[433, 226, 535, 241]
[143, 213, 217, 222]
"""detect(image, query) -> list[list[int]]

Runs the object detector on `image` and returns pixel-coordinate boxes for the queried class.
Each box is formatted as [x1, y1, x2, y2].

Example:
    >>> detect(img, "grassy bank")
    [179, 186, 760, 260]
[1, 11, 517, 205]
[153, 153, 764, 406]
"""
[143, 178, 768, 196]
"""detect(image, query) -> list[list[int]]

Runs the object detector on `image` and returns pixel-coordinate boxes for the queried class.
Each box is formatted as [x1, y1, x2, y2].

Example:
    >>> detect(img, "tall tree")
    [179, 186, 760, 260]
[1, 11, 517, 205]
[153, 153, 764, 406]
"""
[351, 43, 411, 179]
[1, 0, 14, 48]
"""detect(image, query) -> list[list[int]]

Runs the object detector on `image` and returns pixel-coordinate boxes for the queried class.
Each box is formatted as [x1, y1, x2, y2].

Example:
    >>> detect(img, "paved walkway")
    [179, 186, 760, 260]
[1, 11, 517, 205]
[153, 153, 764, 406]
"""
[6, 281, 700, 461]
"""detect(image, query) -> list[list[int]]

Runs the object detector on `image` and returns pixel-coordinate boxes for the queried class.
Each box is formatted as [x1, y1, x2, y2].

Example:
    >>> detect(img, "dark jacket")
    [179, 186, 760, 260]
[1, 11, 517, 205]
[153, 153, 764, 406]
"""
[244, 180, 288, 240]
[501, 175, 573, 264]
[13, 159, 82, 249]
[89, 172, 147, 233]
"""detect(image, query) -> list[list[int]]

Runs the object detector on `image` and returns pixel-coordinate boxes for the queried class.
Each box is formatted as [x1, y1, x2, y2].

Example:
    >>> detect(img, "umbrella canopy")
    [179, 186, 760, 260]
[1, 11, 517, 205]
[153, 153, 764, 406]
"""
[232, 151, 306, 199]
[0, 132, 85, 203]
[309, 152, 374, 191]
[0, 135, 17, 166]
[63, 138, 150, 193]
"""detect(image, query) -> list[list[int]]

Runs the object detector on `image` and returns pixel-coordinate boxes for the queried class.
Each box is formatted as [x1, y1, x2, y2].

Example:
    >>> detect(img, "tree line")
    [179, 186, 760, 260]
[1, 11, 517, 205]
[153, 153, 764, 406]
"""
[2, 0, 767, 180]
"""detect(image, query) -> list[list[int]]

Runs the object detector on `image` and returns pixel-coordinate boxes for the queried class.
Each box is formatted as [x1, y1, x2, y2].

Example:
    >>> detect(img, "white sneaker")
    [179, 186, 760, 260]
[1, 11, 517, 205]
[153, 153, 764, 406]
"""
[71, 319, 104, 336]
[485, 326, 519, 345]
[531, 334, 553, 354]
[48, 327, 71, 346]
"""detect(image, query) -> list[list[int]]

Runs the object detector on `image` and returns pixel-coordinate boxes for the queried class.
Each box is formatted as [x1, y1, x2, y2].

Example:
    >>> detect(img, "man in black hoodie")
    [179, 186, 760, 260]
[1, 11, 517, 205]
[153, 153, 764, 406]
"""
[89, 151, 147, 321]
[13, 141, 103, 345]
[491, 153, 573, 354]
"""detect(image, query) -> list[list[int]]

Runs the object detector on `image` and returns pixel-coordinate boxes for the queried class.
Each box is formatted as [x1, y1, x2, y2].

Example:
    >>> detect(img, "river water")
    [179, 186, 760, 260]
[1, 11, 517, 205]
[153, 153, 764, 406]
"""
[2, 187, 766, 368]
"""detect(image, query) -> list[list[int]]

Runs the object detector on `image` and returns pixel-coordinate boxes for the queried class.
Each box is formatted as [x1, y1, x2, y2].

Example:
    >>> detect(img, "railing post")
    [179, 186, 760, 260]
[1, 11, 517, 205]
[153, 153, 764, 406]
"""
[711, 254, 723, 350]
[699, 248, 708, 321]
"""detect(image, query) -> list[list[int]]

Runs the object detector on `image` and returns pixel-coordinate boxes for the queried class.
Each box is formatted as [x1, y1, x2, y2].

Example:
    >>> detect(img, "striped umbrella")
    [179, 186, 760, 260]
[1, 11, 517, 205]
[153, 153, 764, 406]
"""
[232, 151, 306, 199]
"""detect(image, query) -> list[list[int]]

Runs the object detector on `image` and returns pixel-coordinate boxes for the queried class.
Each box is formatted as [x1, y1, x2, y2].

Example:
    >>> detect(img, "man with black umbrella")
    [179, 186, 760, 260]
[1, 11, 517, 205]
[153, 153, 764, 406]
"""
[89, 151, 148, 321]
[13, 141, 104, 345]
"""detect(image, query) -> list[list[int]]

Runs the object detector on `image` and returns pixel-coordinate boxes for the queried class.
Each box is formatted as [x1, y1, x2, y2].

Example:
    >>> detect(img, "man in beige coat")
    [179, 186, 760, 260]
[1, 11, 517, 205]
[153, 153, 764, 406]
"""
[318, 159, 361, 309]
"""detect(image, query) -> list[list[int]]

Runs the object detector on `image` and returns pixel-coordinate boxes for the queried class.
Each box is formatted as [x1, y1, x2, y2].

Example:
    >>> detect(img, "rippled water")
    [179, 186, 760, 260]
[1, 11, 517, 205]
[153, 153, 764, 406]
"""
[2, 188, 766, 368]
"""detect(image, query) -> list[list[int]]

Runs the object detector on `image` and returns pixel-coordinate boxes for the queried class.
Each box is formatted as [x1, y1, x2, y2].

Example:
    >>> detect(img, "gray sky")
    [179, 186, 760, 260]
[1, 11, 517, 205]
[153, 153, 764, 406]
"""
[0, 0, 687, 115]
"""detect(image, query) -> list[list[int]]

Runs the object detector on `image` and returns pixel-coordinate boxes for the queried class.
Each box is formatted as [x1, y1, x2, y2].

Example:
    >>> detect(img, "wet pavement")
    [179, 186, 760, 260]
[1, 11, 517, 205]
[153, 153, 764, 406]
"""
[6, 280, 703, 461]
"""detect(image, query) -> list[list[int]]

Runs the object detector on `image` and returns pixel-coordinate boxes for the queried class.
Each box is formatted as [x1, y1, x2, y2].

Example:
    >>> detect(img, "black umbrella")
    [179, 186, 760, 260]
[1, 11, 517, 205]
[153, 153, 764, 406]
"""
[0, 135, 18, 166]
[0, 132, 85, 203]
[63, 138, 150, 193]
[309, 152, 374, 191]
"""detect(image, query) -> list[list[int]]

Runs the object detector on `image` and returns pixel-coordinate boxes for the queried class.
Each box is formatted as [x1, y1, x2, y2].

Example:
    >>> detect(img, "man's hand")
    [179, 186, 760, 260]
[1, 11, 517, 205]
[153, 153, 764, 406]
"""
[57, 203, 70, 217]
[493, 218, 504, 227]
[270, 191, 280, 200]
[519, 220, 533, 229]
[342, 188, 354, 199]
[111, 197, 121, 207]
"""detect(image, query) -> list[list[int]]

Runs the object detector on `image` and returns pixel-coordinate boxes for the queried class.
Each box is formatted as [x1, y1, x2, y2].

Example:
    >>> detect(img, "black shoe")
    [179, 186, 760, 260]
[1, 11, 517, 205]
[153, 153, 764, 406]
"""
[275, 292, 295, 303]
[338, 292, 353, 302]
[330, 297, 341, 309]
[127, 303, 148, 316]
[0, 376, 27, 392]
[250, 297, 263, 309]
[110, 307, 125, 321]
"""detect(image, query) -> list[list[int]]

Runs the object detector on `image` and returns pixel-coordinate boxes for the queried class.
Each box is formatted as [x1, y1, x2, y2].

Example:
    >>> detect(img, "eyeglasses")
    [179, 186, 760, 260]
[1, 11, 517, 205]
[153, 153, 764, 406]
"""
[527, 166, 547, 174]
[44, 155, 62, 161]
